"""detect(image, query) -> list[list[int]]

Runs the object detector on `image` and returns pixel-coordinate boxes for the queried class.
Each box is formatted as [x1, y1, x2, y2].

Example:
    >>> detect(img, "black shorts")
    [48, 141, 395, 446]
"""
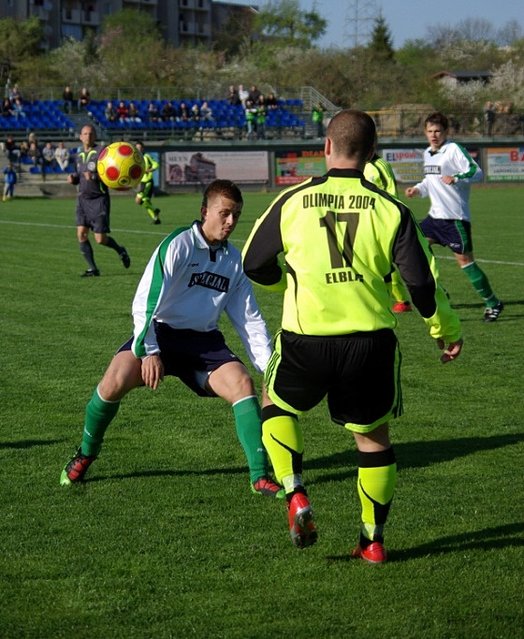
[265, 329, 402, 433]
[119, 323, 243, 397]
[419, 217, 473, 254]
[76, 195, 111, 234]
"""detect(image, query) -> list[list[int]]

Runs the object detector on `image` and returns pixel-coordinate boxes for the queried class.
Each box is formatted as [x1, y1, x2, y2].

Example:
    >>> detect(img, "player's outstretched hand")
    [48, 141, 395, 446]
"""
[141, 354, 164, 389]
[436, 338, 463, 364]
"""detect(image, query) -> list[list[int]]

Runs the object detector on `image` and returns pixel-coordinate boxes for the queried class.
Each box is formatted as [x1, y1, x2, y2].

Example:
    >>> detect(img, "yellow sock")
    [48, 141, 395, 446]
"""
[262, 409, 302, 492]
[357, 448, 397, 542]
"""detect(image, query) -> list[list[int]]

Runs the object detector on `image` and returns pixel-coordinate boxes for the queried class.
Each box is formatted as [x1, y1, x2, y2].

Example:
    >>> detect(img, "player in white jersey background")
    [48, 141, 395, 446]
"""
[405, 112, 503, 322]
[60, 179, 283, 498]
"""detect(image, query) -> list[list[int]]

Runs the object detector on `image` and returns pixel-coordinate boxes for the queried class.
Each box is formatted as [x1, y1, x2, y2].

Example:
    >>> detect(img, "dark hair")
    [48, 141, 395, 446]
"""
[326, 109, 376, 163]
[202, 179, 243, 208]
[425, 112, 449, 130]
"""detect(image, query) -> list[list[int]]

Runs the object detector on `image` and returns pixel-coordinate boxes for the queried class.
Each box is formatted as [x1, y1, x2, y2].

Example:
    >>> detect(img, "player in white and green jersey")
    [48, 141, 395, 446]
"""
[364, 150, 412, 313]
[60, 179, 283, 499]
[405, 112, 503, 322]
[243, 110, 463, 561]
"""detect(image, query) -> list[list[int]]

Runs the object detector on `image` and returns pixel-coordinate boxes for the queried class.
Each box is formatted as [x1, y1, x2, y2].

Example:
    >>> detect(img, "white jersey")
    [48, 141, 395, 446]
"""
[414, 140, 483, 221]
[131, 221, 272, 373]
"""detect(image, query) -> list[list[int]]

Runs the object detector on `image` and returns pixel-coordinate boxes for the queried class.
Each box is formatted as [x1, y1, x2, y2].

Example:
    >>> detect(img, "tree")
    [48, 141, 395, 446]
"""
[254, 0, 327, 48]
[368, 14, 394, 60]
[0, 17, 43, 83]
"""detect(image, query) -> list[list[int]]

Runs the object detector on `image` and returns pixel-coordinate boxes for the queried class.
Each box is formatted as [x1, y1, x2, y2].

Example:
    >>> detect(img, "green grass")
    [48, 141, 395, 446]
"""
[1, 185, 523, 639]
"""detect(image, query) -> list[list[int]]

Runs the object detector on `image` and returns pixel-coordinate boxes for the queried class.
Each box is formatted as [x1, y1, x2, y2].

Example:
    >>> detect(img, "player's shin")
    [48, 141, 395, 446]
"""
[81, 386, 120, 457]
[232, 395, 268, 483]
[261, 405, 303, 494]
[357, 447, 397, 547]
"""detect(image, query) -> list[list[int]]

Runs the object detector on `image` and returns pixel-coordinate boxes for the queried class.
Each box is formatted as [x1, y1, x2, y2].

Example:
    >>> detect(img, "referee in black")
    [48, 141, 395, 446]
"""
[68, 124, 130, 277]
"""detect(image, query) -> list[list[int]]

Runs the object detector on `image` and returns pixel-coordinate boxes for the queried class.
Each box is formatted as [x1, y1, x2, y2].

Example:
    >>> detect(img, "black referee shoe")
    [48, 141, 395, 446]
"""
[81, 268, 100, 277]
[120, 247, 131, 269]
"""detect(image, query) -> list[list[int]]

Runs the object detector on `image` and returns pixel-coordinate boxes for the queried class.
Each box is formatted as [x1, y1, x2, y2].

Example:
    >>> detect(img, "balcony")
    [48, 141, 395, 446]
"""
[62, 8, 100, 25]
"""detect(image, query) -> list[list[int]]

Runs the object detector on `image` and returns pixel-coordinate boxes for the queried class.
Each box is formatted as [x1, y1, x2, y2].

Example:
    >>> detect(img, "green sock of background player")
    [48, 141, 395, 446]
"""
[80, 389, 269, 483]
[462, 261, 499, 308]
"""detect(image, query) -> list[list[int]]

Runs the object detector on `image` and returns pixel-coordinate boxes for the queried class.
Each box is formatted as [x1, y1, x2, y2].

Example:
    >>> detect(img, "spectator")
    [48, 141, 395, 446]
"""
[191, 102, 201, 123]
[227, 85, 241, 106]
[104, 101, 117, 123]
[178, 102, 190, 122]
[78, 87, 90, 112]
[265, 92, 279, 110]
[312, 103, 325, 138]
[161, 100, 175, 122]
[484, 101, 496, 136]
[8, 83, 22, 103]
[3, 161, 17, 201]
[128, 101, 142, 123]
[248, 84, 261, 104]
[147, 101, 160, 123]
[4, 134, 20, 167]
[41, 141, 56, 174]
[238, 84, 249, 107]
[256, 95, 267, 140]
[63, 85, 75, 113]
[116, 100, 129, 122]
[54, 141, 70, 172]
[12, 96, 26, 120]
[244, 100, 257, 140]
[200, 100, 213, 121]
[2, 97, 14, 117]
[28, 141, 42, 170]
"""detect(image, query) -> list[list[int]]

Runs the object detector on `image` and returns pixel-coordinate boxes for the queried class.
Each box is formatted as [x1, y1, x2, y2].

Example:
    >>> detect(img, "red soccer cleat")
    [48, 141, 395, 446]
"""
[351, 541, 387, 564]
[392, 301, 412, 313]
[60, 448, 96, 486]
[288, 492, 318, 549]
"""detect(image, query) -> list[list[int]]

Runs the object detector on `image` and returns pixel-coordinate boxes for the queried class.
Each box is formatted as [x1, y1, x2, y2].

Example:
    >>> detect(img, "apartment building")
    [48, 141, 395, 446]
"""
[0, 0, 257, 49]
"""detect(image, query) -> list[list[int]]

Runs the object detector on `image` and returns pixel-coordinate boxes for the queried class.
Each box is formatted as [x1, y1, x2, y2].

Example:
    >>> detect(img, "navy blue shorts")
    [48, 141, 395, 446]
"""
[419, 216, 473, 254]
[76, 195, 111, 234]
[119, 323, 242, 397]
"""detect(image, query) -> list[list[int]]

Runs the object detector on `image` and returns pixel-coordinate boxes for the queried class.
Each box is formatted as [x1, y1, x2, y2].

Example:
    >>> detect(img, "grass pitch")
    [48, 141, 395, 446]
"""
[0, 185, 523, 638]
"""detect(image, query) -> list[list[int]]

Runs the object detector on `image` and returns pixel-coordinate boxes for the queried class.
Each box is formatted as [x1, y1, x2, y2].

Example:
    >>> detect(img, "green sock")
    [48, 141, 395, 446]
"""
[81, 387, 120, 457]
[462, 261, 498, 307]
[232, 396, 268, 483]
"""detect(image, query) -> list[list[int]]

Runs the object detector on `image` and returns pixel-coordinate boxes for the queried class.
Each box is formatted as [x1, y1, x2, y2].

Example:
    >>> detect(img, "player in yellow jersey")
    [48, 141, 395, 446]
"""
[243, 110, 463, 562]
[364, 149, 412, 313]
[135, 141, 161, 224]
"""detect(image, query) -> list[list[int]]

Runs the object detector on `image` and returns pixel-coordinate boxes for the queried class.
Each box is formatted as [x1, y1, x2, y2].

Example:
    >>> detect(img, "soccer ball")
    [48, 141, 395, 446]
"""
[97, 141, 145, 191]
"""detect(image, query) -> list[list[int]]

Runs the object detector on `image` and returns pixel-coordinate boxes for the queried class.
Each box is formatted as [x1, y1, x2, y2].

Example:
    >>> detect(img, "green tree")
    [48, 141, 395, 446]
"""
[254, 0, 327, 48]
[0, 17, 43, 83]
[368, 14, 394, 60]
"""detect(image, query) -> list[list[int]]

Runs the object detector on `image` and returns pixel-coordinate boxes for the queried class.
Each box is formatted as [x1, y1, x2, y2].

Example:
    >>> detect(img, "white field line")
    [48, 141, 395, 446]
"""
[1, 219, 524, 267]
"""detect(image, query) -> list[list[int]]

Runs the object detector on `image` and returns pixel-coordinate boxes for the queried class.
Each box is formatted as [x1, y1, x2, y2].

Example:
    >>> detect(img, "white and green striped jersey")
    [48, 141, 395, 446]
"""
[243, 168, 461, 343]
[131, 221, 272, 372]
[414, 140, 482, 221]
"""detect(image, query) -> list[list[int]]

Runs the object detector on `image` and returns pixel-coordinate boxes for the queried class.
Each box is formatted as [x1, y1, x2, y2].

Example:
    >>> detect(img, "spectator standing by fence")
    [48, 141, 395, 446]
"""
[63, 85, 75, 113]
[78, 87, 90, 112]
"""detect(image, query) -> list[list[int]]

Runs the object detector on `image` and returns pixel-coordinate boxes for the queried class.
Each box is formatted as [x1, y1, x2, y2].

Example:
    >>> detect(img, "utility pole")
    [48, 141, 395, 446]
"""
[344, 0, 378, 47]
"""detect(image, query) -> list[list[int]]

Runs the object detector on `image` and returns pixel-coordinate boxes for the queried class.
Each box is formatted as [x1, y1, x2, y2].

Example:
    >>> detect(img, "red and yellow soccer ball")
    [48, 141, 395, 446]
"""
[97, 141, 145, 191]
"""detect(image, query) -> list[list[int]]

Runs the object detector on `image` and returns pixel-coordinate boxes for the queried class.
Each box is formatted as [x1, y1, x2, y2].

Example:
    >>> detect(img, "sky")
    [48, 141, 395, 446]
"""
[221, 0, 523, 49]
